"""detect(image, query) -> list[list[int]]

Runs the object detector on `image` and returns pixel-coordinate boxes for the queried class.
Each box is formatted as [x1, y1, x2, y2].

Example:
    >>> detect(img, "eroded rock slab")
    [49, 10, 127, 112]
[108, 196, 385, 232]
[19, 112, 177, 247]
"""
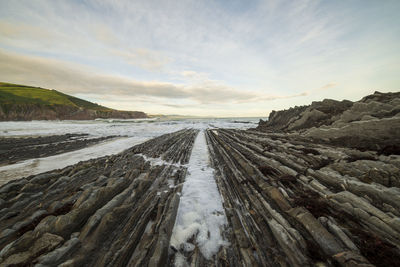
[206, 121, 400, 266]
[0, 129, 198, 266]
[258, 91, 400, 154]
[0, 134, 119, 165]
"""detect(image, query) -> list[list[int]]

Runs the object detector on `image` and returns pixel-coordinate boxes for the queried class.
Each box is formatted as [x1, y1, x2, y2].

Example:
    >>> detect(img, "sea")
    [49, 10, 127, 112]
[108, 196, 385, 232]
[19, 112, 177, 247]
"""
[0, 117, 263, 185]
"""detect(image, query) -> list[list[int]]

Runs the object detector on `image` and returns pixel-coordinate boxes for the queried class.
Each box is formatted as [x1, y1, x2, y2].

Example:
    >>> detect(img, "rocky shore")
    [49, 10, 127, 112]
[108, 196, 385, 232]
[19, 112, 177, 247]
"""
[258, 91, 400, 154]
[203, 90, 400, 266]
[206, 127, 399, 266]
[0, 129, 197, 266]
[0, 134, 119, 165]
[0, 91, 399, 266]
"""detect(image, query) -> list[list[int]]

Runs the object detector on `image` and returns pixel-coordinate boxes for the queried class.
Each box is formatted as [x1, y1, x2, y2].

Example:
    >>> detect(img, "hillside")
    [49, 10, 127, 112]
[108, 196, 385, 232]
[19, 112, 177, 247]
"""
[0, 82, 147, 120]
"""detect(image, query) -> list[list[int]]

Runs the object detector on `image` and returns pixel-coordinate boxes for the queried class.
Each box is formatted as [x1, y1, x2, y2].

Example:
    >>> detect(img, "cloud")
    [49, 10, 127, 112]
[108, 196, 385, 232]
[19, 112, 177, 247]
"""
[319, 83, 338, 90]
[0, 21, 52, 39]
[0, 18, 170, 72]
[111, 48, 170, 71]
[181, 71, 198, 77]
[177, 70, 310, 104]
[0, 49, 184, 98]
[90, 23, 121, 47]
[0, 19, 98, 58]
[88, 22, 171, 71]
[0, 49, 309, 105]
[161, 103, 192, 108]
[301, 82, 338, 96]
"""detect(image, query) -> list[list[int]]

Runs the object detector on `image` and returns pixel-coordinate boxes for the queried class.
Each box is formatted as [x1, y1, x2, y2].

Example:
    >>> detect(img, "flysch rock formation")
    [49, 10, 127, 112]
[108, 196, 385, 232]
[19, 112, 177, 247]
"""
[200, 90, 399, 266]
[0, 90, 399, 267]
[0, 129, 198, 266]
[207, 128, 400, 266]
[258, 91, 400, 154]
[0, 134, 119, 165]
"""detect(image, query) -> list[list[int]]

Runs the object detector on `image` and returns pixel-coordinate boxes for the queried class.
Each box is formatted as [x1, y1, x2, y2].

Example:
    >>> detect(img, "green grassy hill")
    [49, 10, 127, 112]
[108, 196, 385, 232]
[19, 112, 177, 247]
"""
[0, 82, 147, 120]
[0, 82, 110, 111]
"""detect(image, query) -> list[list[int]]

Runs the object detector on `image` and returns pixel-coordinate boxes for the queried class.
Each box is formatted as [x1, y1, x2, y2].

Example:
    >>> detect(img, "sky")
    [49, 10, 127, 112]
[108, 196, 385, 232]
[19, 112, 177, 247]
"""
[0, 0, 399, 117]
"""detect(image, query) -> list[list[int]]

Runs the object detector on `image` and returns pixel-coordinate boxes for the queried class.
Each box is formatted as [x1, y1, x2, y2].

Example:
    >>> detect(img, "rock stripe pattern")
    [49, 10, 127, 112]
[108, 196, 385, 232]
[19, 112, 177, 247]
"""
[0, 129, 198, 266]
[0, 134, 119, 166]
[206, 128, 400, 267]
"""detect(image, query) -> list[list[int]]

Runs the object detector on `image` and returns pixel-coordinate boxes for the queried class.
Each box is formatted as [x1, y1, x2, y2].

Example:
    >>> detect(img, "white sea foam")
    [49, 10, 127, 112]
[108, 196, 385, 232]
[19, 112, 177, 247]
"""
[170, 130, 229, 262]
[0, 137, 147, 185]
[0, 118, 259, 137]
[0, 118, 259, 184]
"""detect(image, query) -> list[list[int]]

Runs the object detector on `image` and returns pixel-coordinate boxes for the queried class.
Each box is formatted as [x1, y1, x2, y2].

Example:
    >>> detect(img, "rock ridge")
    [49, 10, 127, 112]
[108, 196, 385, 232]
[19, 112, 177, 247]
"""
[258, 91, 400, 154]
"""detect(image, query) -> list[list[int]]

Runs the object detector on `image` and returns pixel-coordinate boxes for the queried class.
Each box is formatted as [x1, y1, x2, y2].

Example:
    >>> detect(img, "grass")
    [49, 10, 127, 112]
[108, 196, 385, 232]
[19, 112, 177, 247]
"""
[0, 82, 111, 111]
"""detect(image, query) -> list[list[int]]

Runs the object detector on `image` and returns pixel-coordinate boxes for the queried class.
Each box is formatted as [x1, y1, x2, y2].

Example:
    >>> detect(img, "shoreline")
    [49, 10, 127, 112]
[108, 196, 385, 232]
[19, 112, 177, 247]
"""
[0, 91, 399, 266]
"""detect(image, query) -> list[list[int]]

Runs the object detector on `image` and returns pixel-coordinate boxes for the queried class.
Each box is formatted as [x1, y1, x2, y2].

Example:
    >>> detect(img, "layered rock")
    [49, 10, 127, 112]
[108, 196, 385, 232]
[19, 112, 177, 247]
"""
[215, 90, 400, 266]
[1, 90, 399, 266]
[258, 98, 353, 131]
[0, 129, 198, 266]
[206, 128, 400, 266]
[0, 134, 118, 165]
[258, 91, 400, 154]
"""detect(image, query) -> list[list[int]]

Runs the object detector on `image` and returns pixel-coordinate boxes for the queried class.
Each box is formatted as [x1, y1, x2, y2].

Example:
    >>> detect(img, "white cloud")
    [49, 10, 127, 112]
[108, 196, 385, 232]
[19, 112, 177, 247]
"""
[0, 49, 311, 106]
[112, 48, 170, 71]
[0, 0, 398, 116]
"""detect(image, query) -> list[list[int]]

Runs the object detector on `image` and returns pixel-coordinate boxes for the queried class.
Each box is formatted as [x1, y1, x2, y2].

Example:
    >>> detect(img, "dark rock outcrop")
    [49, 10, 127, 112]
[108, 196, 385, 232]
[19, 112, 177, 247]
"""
[206, 128, 400, 266]
[0, 134, 118, 165]
[0, 129, 198, 266]
[1, 90, 399, 266]
[258, 99, 353, 131]
[258, 91, 400, 154]
[198, 90, 400, 266]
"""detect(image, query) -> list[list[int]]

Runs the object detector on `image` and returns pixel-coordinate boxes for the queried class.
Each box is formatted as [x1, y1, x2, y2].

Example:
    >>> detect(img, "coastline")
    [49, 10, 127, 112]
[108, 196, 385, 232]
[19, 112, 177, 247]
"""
[0, 91, 399, 266]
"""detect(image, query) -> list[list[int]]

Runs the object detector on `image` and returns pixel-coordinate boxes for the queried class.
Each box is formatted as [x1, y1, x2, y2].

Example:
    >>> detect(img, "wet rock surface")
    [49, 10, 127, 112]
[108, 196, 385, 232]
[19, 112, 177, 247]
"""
[0, 134, 119, 165]
[206, 127, 400, 266]
[0, 129, 198, 266]
[0, 91, 399, 266]
[200, 91, 400, 266]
